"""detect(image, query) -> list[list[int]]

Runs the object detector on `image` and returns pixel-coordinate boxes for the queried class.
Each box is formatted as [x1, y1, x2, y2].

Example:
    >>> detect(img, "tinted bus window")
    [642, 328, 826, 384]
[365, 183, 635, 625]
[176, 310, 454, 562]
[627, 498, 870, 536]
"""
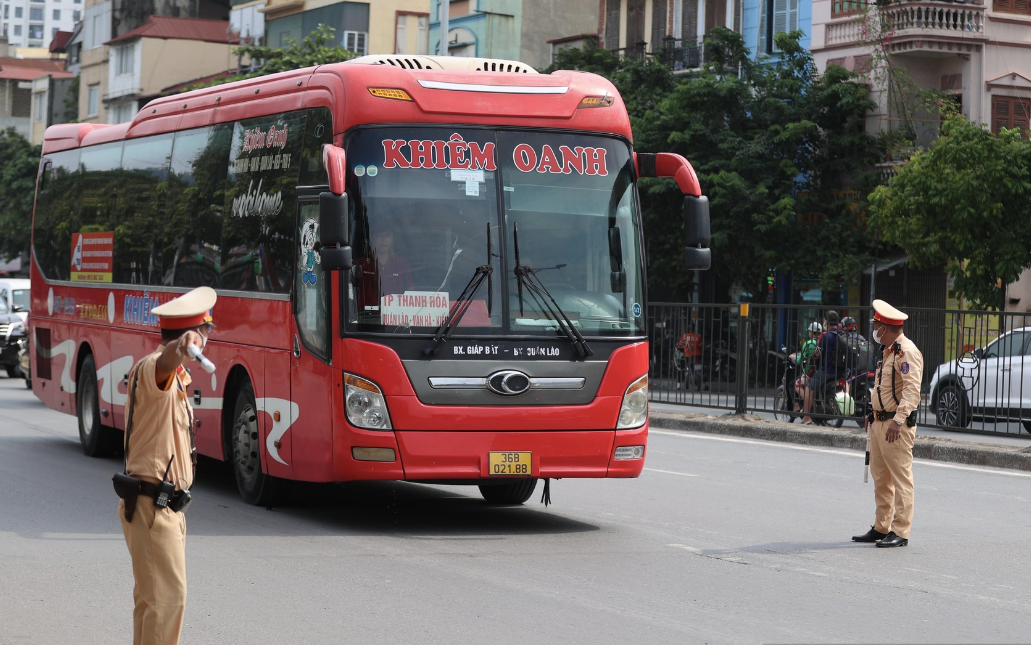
[299, 107, 332, 187]
[164, 124, 231, 288]
[222, 111, 304, 294]
[33, 148, 81, 280]
[116, 134, 172, 285]
[77, 141, 124, 265]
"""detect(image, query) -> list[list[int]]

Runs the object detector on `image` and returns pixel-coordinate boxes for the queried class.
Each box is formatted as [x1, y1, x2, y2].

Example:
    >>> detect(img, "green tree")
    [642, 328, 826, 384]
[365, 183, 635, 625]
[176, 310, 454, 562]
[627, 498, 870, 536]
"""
[634, 29, 879, 298]
[869, 116, 1031, 309]
[0, 129, 43, 261]
[183, 24, 356, 91]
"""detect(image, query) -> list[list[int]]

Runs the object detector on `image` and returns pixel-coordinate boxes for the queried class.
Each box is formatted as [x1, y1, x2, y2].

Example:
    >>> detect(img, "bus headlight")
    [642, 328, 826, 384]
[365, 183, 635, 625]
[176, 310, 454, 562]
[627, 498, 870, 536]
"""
[617, 375, 648, 429]
[344, 373, 392, 430]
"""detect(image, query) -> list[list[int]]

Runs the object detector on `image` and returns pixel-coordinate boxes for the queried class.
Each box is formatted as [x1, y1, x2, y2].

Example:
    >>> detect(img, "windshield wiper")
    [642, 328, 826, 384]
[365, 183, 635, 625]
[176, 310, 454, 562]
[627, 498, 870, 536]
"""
[512, 222, 593, 359]
[423, 224, 494, 356]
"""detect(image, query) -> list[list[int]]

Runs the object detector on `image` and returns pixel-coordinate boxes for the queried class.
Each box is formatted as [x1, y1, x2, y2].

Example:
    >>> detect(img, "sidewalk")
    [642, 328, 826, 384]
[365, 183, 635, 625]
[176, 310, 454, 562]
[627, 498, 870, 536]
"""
[649, 405, 1031, 473]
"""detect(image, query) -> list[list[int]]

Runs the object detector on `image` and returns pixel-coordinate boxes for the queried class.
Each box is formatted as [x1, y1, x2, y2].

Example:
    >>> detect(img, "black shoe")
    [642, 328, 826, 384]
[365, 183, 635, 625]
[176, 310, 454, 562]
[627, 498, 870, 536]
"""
[876, 532, 908, 548]
[852, 527, 888, 543]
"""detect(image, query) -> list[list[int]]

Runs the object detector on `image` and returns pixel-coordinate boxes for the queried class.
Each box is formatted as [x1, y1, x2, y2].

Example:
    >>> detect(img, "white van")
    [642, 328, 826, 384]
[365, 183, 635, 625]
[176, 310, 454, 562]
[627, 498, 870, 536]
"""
[0, 279, 29, 323]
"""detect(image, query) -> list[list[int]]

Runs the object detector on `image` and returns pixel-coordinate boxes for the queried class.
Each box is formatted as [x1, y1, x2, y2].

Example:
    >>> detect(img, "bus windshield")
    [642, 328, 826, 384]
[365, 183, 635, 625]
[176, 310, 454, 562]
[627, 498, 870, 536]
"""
[344, 127, 644, 338]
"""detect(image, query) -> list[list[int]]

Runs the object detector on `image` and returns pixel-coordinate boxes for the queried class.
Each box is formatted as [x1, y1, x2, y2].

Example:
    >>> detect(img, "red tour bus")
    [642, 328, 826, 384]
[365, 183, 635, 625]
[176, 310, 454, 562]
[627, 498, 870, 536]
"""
[30, 55, 710, 505]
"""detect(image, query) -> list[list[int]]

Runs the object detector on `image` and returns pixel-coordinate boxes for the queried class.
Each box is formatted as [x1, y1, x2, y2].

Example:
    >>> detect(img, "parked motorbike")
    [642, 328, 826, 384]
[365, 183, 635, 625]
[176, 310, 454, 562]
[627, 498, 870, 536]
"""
[846, 370, 875, 426]
[771, 347, 845, 428]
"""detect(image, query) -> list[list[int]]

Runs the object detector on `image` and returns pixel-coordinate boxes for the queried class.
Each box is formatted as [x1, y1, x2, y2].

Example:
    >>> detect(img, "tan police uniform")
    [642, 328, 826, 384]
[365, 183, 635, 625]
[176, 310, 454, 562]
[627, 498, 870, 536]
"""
[118, 286, 215, 645]
[868, 300, 923, 543]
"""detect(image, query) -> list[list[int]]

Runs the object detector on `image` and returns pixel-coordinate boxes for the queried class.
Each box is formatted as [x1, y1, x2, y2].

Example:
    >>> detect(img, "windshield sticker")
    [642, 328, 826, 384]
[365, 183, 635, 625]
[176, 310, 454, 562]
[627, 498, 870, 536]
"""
[632, 303, 642, 317]
[367, 165, 378, 177]
[451, 169, 484, 183]
[70, 231, 113, 283]
[382, 134, 497, 171]
[512, 144, 608, 176]
[465, 181, 479, 196]
[380, 291, 450, 327]
[354, 165, 366, 177]
[300, 218, 320, 286]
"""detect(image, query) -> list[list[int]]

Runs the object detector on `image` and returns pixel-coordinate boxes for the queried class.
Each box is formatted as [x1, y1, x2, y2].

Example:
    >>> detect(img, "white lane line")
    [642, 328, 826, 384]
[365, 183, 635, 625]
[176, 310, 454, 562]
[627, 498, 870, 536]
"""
[645, 467, 699, 477]
[667, 543, 701, 553]
[651, 429, 1031, 479]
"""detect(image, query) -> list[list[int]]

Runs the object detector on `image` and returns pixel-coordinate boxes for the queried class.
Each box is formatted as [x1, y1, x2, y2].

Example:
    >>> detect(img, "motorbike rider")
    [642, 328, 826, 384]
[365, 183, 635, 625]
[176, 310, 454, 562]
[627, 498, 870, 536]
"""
[790, 322, 823, 409]
[802, 310, 844, 424]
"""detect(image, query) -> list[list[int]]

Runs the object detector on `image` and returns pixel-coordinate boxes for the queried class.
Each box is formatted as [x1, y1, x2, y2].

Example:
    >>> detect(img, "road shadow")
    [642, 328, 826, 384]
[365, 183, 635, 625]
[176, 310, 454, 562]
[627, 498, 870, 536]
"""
[191, 456, 600, 538]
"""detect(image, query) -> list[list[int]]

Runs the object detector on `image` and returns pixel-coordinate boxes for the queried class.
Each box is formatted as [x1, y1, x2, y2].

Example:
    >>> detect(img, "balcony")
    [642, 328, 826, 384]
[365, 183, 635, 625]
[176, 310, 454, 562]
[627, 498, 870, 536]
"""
[825, 1, 986, 54]
[609, 38, 706, 71]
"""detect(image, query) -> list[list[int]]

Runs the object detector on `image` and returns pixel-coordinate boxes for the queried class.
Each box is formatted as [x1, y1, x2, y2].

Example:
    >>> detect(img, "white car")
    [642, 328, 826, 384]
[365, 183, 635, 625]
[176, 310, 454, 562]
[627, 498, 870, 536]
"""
[0, 278, 29, 323]
[929, 326, 1031, 432]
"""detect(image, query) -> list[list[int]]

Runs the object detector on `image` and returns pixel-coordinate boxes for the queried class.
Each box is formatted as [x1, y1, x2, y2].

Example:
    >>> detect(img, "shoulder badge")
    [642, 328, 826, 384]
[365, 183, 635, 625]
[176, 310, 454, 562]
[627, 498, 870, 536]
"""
[900, 362, 910, 375]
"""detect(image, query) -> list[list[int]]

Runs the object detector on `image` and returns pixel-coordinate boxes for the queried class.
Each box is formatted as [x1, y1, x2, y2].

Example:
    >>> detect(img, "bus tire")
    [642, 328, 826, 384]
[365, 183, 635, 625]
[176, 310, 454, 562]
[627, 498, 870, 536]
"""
[478, 478, 538, 505]
[77, 354, 120, 457]
[231, 381, 274, 506]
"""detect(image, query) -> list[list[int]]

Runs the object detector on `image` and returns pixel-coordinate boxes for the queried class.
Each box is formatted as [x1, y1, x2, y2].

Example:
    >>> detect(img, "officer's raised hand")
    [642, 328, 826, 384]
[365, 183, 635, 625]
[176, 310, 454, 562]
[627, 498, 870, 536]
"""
[155, 328, 208, 387]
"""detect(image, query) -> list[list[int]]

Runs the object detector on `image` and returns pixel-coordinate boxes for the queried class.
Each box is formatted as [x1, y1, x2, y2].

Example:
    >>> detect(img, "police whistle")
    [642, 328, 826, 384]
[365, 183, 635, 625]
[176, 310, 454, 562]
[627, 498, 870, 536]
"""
[187, 345, 216, 373]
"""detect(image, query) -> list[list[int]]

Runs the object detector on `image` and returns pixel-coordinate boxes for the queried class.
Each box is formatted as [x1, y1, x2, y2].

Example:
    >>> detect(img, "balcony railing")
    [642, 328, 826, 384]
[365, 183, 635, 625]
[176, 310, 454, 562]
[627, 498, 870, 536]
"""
[825, 0, 985, 49]
[609, 38, 705, 71]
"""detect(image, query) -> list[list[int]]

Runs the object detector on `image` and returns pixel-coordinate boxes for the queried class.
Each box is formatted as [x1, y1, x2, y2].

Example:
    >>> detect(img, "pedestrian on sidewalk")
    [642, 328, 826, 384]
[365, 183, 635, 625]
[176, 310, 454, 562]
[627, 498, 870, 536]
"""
[116, 286, 216, 644]
[852, 299, 923, 548]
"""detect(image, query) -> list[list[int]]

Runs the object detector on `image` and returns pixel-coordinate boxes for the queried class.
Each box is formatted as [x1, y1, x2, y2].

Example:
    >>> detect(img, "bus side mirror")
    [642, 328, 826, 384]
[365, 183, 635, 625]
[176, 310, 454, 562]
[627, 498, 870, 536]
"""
[319, 192, 352, 271]
[682, 195, 711, 271]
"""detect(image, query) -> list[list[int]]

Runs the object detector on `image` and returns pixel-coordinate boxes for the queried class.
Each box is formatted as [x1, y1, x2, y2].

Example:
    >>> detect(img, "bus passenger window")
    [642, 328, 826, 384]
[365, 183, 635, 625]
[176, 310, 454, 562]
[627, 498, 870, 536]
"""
[164, 124, 231, 289]
[33, 148, 80, 281]
[116, 134, 172, 285]
[221, 112, 304, 294]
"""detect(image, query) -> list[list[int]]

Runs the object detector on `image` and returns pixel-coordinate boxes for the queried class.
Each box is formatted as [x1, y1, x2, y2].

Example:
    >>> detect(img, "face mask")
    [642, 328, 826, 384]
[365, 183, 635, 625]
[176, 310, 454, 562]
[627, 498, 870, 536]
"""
[873, 327, 885, 345]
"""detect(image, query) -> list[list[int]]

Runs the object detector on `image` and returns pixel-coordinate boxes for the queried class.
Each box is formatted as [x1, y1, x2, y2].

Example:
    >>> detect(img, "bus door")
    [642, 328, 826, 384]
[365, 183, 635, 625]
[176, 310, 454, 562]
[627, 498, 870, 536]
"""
[288, 199, 335, 479]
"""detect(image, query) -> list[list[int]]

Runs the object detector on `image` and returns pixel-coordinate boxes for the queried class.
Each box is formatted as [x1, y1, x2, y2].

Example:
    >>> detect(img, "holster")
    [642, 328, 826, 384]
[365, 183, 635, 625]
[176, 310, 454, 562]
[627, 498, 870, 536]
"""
[112, 472, 142, 522]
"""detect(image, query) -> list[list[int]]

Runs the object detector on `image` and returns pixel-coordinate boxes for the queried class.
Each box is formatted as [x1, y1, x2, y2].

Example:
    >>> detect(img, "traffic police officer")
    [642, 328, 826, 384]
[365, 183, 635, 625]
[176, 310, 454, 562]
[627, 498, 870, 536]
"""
[852, 299, 923, 548]
[118, 286, 215, 644]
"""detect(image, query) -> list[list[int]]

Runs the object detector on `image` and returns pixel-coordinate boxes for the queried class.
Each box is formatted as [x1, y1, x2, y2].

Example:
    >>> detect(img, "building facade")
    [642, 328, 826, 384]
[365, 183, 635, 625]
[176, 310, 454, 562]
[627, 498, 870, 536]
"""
[811, 0, 1031, 143]
[77, 0, 230, 124]
[598, 0, 811, 69]
[428, 0, 599, 68]
[260, 0, 431, 56]
[1, 0, 81, 51]
[0, 40, 69, 138]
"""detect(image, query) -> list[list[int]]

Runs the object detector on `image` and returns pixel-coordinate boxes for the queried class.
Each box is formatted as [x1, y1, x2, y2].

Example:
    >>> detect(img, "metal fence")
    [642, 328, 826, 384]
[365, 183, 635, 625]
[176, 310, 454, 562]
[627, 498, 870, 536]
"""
[648, 302, 1031, 436]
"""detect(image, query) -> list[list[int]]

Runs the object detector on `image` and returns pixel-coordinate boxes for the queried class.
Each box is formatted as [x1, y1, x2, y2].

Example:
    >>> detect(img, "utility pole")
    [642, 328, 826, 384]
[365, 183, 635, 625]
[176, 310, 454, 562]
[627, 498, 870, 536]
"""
[439, 0, 449, 56]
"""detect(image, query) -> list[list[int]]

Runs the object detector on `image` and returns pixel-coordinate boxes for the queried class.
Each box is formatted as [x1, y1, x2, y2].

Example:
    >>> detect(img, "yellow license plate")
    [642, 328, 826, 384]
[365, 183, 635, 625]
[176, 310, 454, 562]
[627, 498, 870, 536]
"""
[488, 451, 532, 477]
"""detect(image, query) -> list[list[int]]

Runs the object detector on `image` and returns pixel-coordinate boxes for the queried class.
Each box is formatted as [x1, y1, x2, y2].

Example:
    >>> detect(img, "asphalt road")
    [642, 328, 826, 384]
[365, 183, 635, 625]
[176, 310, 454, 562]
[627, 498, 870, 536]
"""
[2, 373, 1030, 644]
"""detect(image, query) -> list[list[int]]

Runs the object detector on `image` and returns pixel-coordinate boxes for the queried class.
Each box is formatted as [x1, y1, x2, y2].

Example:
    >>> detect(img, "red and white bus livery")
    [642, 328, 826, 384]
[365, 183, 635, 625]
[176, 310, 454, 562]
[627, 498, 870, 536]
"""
[30, 55, 710, 505]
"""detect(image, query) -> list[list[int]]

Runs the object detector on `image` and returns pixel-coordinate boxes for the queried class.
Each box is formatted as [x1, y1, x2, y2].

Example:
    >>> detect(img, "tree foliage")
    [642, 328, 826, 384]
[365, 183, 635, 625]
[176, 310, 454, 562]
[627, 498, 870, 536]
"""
[869, 116, 1031, 309]
[0, 129, 42, 261]
[552, 30, 880, 299]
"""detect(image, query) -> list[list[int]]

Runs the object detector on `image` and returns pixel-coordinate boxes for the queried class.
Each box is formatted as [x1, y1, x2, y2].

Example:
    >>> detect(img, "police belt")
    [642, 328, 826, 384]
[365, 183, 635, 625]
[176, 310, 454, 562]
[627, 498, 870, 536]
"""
[870, 409, 916, 426]
[139, 481, 192, 513]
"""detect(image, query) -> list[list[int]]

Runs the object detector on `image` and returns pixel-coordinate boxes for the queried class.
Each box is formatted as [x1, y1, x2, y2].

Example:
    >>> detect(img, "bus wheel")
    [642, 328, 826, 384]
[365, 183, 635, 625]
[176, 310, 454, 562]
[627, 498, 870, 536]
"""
[231, 382, 273, 506]
[77, 355, 120, 457]
[478, 478, 538, 505]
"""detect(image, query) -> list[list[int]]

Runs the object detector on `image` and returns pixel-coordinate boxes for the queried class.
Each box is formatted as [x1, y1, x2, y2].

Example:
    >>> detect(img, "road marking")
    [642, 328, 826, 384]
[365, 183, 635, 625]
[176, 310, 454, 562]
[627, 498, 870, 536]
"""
[644, 467, 699, 477]
[667, 543, 701, 553]
[650, 429, 1031, 479]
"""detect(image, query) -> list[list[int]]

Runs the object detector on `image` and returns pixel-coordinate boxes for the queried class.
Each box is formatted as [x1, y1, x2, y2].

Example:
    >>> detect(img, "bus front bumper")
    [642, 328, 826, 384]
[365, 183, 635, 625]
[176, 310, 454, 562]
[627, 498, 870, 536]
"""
[342, 423, 648, 481]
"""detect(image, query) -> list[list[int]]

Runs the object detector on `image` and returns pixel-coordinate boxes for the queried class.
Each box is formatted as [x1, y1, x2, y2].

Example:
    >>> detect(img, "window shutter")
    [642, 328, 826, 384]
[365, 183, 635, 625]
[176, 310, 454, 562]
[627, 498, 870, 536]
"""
[758, 0, 767, 52]
[787, 0, 799, 33]
[994, 97, 1011, 133]
[396, 15, 406, 54]
[1016, 0, 1031, 14]
[682, 0, 699, 44]
[652, 0, 668, 52]
[772, 0, 788, 50]
[995, 0, 1013, 11]
[1015, 98, 1031, 135]
[605, 0, 620, 49]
